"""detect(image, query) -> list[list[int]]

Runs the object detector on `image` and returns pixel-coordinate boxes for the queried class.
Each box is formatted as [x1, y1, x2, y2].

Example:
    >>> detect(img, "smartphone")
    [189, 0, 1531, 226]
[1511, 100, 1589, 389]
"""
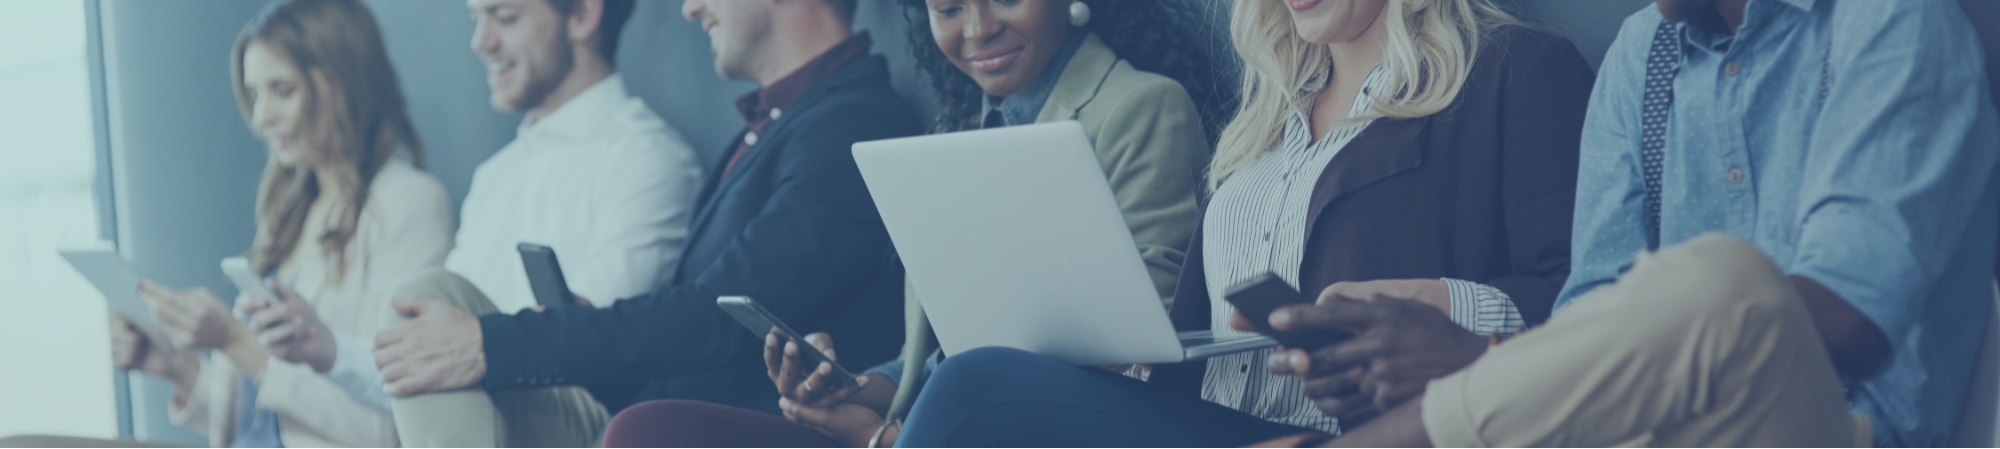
[716, 296, 858, 387]
[1224, 272, 1349, 348]
[517, 243, 575, 308]
[221, 257, 279, 303]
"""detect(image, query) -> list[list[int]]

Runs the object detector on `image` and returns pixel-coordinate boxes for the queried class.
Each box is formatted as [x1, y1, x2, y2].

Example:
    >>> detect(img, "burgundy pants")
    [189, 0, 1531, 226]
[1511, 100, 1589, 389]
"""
[601, 399, 838, 448]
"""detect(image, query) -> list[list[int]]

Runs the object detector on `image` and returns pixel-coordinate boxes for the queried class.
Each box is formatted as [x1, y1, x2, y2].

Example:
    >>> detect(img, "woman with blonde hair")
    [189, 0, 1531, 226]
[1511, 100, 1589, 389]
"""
[107, 0, 452, 446]
[892, 0, 1594, 445]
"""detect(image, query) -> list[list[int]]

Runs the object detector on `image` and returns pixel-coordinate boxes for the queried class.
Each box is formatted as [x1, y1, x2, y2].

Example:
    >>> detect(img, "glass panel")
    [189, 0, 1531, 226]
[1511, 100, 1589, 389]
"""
[0, 0, 115, 439]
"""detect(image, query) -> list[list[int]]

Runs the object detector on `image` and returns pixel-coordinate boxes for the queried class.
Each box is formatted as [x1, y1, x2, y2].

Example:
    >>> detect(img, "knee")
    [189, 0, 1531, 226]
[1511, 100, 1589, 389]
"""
[1642, 233, 1791, 310]
[384, 268, 487, 322]
[602, 400, 721, 447]
[914, 347, 1058, 410]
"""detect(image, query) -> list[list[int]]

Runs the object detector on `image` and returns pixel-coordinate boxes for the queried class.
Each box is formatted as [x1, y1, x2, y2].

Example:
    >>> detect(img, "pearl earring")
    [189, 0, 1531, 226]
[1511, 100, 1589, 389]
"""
[1069, 1, 1091, 27]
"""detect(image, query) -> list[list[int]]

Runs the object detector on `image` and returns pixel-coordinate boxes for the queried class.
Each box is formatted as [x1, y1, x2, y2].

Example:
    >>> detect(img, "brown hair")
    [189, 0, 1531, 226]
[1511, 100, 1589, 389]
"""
[231, 0, 426, 280]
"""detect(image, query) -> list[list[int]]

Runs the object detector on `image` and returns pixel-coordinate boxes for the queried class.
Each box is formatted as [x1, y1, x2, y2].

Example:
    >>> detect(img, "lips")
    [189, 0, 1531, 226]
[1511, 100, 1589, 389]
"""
[966, 47, 1022, 73]
[1287, 0, 1321, 11]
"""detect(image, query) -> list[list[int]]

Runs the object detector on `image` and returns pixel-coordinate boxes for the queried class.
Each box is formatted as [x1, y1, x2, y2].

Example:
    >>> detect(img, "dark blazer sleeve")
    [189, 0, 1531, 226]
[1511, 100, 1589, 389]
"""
[1478, 31, 1595, 326]
[477, 94, 921, 390]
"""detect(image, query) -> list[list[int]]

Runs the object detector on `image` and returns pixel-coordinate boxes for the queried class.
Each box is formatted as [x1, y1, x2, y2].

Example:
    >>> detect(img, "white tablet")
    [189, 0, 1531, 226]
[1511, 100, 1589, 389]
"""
[58, 248, 162, 333]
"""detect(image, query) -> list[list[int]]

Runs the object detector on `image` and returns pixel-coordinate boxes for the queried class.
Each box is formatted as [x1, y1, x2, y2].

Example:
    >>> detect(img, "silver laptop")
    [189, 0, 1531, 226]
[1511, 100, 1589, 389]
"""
[852, 121, 1275, 366]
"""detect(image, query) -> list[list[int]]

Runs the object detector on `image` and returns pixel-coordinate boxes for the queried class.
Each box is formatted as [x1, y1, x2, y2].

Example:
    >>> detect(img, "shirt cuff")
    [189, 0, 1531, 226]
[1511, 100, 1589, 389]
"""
[1442, 278, 1527, 336]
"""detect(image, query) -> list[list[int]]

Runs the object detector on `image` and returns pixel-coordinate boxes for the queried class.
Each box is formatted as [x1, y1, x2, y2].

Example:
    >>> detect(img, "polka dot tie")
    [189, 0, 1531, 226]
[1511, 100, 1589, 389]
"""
[1640, 21, 1681, 248]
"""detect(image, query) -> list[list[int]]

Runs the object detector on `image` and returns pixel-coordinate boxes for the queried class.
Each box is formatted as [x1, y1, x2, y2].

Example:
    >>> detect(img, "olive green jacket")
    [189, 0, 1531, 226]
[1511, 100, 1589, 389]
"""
[885, 33, 1209, 419]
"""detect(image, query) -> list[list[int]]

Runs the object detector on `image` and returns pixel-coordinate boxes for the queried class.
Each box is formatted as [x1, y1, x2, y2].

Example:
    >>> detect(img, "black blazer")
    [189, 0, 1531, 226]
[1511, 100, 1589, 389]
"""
[477, 55, 922, 413]
[1153, 27, 1594, 392]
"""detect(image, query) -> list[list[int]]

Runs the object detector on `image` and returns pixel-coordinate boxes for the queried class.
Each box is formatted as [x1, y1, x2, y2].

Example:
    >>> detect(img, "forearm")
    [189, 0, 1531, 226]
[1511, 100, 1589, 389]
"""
[851, 373, 898, 416]
[220, 325, 270, 381]
[1790, 275, 1890, 378]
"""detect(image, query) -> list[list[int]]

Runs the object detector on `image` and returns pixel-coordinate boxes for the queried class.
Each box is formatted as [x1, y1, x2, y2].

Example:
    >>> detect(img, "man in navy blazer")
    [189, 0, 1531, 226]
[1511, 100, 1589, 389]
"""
[369, 0, 920, 439]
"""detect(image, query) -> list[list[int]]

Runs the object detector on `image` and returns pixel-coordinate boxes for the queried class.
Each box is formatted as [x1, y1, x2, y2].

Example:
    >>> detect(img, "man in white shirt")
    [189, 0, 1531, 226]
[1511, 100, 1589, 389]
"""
[246, 0, 699, 444]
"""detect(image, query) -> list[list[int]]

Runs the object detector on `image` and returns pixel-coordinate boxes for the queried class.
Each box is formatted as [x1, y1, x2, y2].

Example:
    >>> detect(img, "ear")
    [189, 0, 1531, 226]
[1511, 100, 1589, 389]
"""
[567, 0, 606, 48]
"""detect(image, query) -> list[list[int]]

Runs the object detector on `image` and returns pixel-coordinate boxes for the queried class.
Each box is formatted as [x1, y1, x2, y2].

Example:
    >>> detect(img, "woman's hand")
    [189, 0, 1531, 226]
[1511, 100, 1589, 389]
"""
[242, 281, 338, 372]
[139, 280, 245, 351]
[765, 330, 868, 407]
[110, 315, 200, 390]
[780, 397, 895, 448]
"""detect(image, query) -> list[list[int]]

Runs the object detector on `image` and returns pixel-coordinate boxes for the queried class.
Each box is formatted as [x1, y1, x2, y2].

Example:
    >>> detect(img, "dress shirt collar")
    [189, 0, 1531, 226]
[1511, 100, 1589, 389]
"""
[980, 31, 1087, 128]
[519, 74, 629, 140]
[736, 32, 875, 125]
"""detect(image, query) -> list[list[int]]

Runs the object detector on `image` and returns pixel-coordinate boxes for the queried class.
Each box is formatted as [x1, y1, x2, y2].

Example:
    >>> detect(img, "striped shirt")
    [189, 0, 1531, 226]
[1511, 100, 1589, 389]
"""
[1198, 66, 1523, 434]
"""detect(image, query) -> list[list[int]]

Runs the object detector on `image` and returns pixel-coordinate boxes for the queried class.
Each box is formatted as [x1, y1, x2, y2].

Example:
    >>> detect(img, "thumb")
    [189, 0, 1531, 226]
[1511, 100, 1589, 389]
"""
[780, 397, 833, 424]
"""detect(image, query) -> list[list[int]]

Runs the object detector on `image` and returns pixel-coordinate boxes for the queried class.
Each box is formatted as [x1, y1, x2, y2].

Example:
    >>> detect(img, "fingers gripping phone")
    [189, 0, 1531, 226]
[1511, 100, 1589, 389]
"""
[1224, 272, 1350, 349]
[716, 296, 858, 387]
[517, 243, 576, 308]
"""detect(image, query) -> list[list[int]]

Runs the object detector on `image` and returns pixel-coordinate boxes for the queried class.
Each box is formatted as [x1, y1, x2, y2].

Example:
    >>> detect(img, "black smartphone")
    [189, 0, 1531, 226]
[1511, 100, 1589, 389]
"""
[716, 296, 859, 387]
[1224, 272, 1349, 348]
[517, 243, 575, 308]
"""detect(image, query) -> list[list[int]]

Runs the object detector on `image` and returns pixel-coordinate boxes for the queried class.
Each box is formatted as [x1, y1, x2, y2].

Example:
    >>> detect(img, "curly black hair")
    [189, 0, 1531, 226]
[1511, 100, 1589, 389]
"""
[897, 0, 1233, 142]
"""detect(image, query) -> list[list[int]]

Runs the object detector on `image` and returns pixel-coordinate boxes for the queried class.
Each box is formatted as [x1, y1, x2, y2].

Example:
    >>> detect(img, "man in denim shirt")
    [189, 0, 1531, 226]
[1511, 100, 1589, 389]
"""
[1242, 0, 1999, 446]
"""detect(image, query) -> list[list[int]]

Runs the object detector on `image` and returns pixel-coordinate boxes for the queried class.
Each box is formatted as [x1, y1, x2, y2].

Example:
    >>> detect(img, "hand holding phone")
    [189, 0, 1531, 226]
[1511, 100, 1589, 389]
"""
[518, 243, 577, 308]
[717, 296, 859, 392]
[1224, 273, 1350, 349]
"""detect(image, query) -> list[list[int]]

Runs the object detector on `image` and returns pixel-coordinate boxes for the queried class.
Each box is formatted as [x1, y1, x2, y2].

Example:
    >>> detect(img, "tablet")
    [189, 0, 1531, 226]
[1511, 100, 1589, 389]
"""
[58, 248, 162, 333]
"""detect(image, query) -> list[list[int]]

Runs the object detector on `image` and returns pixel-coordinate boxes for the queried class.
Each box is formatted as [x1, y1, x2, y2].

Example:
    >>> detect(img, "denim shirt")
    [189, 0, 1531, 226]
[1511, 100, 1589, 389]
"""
[1559, 0, 1999, 445]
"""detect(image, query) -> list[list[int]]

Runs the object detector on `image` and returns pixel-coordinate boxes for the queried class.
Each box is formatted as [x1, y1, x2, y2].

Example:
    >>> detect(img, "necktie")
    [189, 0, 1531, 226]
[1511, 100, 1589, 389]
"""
[1639, 21, 1680, 248]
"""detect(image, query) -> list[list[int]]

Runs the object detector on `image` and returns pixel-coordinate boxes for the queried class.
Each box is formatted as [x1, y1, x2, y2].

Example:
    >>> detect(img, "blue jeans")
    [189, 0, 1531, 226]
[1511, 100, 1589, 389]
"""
[897, 347, 1312, 447]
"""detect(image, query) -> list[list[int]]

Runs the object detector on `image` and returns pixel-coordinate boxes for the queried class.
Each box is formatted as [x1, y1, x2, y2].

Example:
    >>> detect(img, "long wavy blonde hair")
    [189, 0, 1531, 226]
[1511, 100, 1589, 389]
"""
[1207, 0, 1517, 191]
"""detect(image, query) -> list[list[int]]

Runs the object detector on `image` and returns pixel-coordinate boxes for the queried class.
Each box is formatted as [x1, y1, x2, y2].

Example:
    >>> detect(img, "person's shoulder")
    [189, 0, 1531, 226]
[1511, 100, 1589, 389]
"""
[1478, 25, 1589, 70]
[365, 159, 453, 226]
[1829, 0, 1981, 43]
[1097, 62, 1196, 112]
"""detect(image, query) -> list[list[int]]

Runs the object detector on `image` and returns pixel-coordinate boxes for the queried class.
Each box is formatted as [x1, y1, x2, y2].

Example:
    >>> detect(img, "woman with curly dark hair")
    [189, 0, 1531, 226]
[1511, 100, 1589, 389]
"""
[591, 1, 1224, 447]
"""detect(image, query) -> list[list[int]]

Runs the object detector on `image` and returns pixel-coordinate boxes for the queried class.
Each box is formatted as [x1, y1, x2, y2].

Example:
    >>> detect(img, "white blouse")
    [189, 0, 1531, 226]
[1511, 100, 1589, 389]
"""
[169, 158, 454, 447]
[1196, 65, 1524, 434]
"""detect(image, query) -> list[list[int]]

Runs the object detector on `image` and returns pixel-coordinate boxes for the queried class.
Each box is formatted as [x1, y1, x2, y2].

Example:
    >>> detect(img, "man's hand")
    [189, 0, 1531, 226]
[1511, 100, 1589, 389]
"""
[374, 296, 485, 397]
[1249, 287, 1487, 418]
[766, 331, 868, 407]
[244, 281, 338, 372]
[1318, 279, 1453, 316]
[780, 397, 894, 448]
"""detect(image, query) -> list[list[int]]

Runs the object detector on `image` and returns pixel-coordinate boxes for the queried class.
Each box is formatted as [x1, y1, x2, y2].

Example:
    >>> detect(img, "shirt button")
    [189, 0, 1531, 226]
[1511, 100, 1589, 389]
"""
[745, 132, 759, 146]
[1728, 168, 1745, 184]
[770, 108, 783, 120]
[1240, 364, 1250, 373]
[1263, 232, 1271, 241]
[1724, 61, 1741, 76]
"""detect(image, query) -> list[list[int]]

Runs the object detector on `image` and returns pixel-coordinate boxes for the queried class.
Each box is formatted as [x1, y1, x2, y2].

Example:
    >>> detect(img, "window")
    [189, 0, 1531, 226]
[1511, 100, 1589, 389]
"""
[0, 1, 116, 439]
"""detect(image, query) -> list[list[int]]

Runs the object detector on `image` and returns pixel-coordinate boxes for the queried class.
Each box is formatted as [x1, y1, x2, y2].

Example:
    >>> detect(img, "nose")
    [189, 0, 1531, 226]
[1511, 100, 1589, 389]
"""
[963, 2, 999, 44]
[470, 15, 498, 55]
[682, 0, 705, 23]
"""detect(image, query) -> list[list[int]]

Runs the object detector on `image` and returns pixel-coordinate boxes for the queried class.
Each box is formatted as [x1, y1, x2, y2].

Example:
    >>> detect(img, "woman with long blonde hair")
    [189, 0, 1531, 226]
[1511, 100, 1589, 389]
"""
[107, 0, 453, 446]
[892, 0, 1595, 445]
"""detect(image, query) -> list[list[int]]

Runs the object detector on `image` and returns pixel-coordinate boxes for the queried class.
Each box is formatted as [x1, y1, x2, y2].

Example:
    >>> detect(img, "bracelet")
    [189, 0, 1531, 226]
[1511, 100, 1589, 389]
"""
[868, 419, 900, 448]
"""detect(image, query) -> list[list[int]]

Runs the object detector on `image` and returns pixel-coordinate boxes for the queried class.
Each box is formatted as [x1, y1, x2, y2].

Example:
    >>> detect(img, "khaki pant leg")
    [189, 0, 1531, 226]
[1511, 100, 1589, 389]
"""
[383, 268, 609, 447]
[1420, 233, 1858, 447]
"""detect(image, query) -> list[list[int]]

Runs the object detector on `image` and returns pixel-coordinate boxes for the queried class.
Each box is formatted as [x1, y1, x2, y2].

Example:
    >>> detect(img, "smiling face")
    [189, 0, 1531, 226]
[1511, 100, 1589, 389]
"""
[682, 0, 776, 81]
[1284, 0, 1389, 45]
[469, 0, 575, 112]
[925, 0, 1073, 98]
[241, 41, 326, 168]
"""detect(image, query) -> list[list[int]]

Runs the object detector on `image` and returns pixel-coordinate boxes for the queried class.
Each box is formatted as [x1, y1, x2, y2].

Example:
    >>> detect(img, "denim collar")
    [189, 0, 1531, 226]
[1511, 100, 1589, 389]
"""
[980, 31, 1088, 128]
